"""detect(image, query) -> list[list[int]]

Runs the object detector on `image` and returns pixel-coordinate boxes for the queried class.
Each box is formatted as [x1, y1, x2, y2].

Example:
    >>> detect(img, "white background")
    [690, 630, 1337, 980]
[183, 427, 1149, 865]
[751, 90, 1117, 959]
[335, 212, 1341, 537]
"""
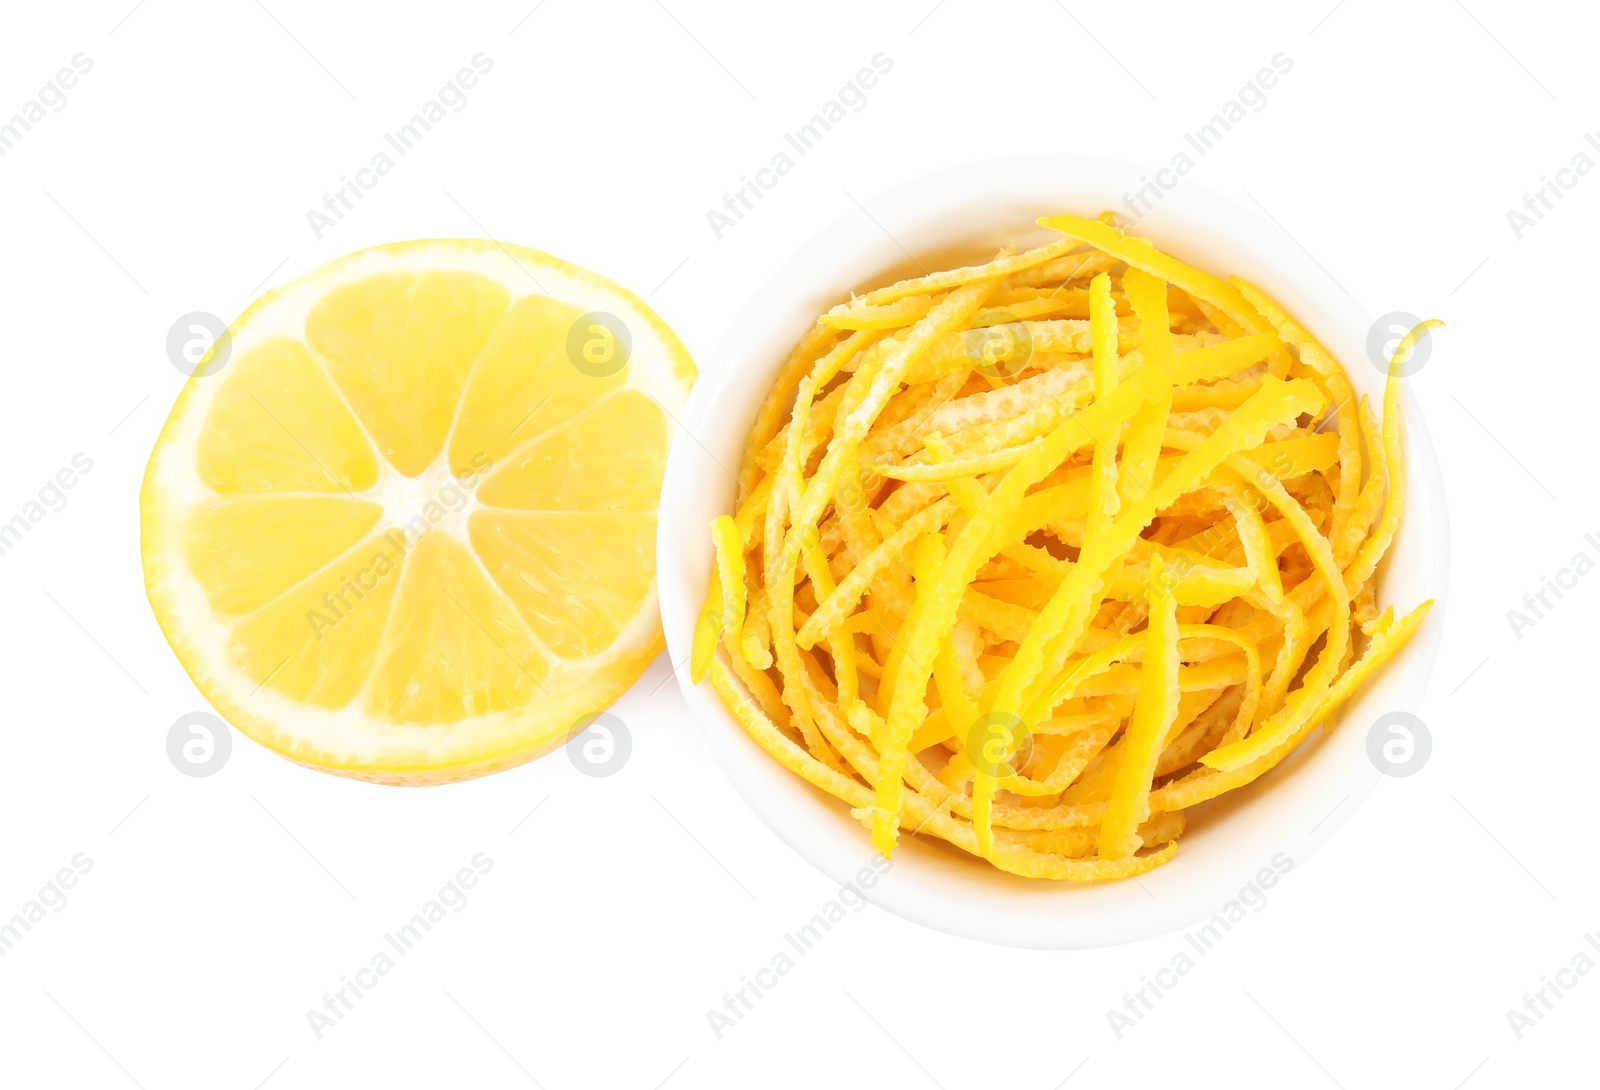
[0, 1, 1594, 1087]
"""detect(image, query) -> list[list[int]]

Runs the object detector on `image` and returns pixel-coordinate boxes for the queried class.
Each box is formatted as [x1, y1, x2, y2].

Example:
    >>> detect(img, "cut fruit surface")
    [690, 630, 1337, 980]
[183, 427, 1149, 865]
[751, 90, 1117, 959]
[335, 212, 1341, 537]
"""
[142, 239, 695, 783]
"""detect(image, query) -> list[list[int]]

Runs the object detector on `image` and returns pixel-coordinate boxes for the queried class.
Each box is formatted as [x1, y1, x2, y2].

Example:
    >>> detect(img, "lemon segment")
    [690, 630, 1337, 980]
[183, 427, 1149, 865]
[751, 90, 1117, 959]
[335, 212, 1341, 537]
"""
[470, 510, 658, 659]
[142, 239, 694, 783]
[196, 338, 379, 494]
[228, 528, 408, 709]
[447, 294, 623, 476]
[306, 270, 511, 477]
[475, 389, 667, 512]
[184, 495, 383, 616]
[368, 530, 551, 724]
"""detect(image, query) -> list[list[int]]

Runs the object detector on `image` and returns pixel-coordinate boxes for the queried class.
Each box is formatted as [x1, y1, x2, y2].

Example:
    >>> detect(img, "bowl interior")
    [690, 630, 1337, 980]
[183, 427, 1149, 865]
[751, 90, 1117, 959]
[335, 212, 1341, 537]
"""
[657, 155, 1447, 949]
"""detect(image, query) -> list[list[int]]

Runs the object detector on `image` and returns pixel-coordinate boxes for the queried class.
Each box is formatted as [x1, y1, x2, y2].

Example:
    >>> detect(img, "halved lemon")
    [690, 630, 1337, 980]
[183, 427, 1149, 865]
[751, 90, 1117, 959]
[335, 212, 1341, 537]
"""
[141, 240, 695, 784]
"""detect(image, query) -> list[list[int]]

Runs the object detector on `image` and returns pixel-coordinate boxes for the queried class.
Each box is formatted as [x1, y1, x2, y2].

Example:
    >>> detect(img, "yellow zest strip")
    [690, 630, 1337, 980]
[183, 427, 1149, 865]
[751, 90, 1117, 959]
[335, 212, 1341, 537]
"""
[1085, 271, 1123, 544]
[834, 454, 883, 562]
[1079, 269, 1135, 648]
[1026, 643, 1250, 721]
[831, 238, 1078, 312]
[727, 639, 788, 726]
[1156, 688, 1241, 775]
[691, 577, 723, 684]
[1023, 632, 1149, 722]
[795, 497, 955, 650]
[873, 336, 1266, 484]
[1191, 296, 1247, 338]
[920, 532, 1004, 857]
[901, 318, 1145, 385]
[862, 362, 976, 462]
[1002, 825, 1102, 859]
[1223, 489, 1303, 720]
[765, 332, 877, 540]
[845, 687, 1179, 876]
[992, 376, 1328, 736]
[1341, 395, 1386, 565]
[1063, 657, 1248, 699]
[788, 281, 998, 563]
[733, 474, 771, 547]
[870, 358, 1196, 854]
[876, 528, 948, 730]
[1002, 438, 1324, 537]
[738, 323, 837, 495]
[926, 433, 1066, 576]
[1104, 559, 1253, 608]
[1178, 625, 1261, 747]
[751, 380, 843, 476]
[1099, 557, 1180, 859]
[1171, 331, 1281, 378]
[959, 588, 1041, 643]
[1008, 249, 1123, 288]
[711, 658, 873, 804]
[800, 542, 859, 713]
[1117, 267, 1175, 508]
[739, 585, 774, 670]
[932, 638, 980, 756]
[1345, 320, 1441, 592]
[1197, 456, 1351, 770]
[1037, 215, 1269, 334]
[971, 295, 1098, 325]
[820, 293, 938, 330]
[871, 440, 1042, 482]
[767, 540, 840, 772]
[1162, 430, 1339, 477]
[1156, 600, 1432, 811]
[781, 381, 816, 524]
[987, 837, 1178, 881]
[1228, 276, 1365, 546]
[760, 424, 823, 755]
[690, 515, 748, 682]
[1000, 718, 1121, 798]
[760, 433, 791, 590]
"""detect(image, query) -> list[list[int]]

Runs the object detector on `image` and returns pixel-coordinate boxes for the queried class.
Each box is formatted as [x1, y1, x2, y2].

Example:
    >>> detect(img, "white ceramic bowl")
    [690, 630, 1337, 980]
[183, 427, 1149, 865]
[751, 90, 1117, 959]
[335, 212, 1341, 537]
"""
[657, 156, 1447, 948]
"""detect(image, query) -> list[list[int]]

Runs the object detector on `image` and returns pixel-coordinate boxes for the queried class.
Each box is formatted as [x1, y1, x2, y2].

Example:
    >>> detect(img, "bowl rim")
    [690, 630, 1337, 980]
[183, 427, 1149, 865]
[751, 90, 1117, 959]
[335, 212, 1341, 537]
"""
[656, 153, 1448, 949]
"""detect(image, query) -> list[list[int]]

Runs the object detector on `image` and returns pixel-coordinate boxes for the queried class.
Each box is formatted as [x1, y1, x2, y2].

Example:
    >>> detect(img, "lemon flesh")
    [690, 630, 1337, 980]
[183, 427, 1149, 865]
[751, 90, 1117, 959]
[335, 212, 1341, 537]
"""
[142, 240, 695, 783]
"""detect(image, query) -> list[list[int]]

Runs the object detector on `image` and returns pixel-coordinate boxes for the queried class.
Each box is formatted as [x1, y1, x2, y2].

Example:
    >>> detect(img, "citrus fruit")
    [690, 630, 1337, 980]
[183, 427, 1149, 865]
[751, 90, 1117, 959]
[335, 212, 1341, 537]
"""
[141, 239, 695, 784]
